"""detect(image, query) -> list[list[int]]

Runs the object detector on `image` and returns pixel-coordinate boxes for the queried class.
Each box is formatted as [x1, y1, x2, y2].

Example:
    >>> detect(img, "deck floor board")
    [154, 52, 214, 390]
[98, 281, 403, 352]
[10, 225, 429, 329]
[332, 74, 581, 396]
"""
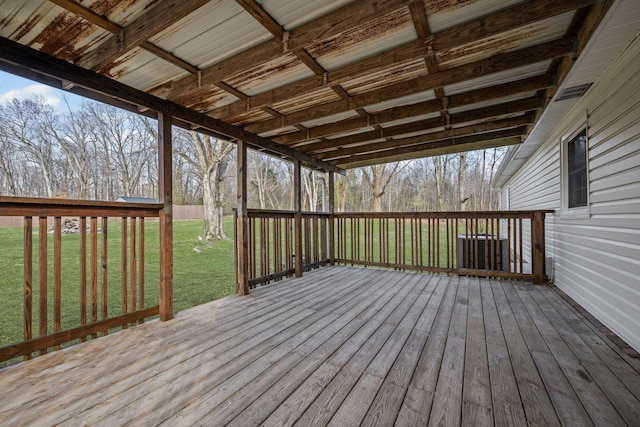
[1, 266, 639, 426]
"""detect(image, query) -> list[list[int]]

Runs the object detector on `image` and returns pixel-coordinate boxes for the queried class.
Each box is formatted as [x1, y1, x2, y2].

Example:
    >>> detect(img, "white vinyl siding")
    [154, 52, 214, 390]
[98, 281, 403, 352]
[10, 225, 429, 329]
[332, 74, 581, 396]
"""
[500, 35, 640, 352]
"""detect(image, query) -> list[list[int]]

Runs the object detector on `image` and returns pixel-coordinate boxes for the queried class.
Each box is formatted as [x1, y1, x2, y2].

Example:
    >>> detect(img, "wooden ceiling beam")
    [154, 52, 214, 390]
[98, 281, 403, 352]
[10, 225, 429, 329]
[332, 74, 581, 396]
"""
[245, 38, 571, 134]
[50, 0, 199, 74]
[303, 98, 541, 154]
[0, 36, 342, 174]
[205, 0, 589, 120]
[77, 0, 212, 71]
[209, 39, 428, 118]
[150, 0, 411, 99]
[274, 74, 553, 146]
[335, 127, 526, 168]
[235, 0, 283, 37]
[433, 0, 597, 52]
[339, 136, 522, 169]
[317, 115, 534, 161]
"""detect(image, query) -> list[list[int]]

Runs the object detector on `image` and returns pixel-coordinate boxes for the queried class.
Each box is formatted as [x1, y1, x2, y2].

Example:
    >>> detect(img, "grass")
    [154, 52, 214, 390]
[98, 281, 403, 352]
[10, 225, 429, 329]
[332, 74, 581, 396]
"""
[0, 218, 236, 351]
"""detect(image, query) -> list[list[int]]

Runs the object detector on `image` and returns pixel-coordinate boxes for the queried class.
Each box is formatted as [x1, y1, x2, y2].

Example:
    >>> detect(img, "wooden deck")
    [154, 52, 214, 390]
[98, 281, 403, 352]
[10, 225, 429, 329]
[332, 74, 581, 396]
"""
[1, 266, 640, 426]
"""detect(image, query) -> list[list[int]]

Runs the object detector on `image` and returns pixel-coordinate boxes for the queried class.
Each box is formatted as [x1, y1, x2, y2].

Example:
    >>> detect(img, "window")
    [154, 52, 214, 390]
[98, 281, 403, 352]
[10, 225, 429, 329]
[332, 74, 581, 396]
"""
[561, 126, 590, 218]
[567, 129, 588, 208]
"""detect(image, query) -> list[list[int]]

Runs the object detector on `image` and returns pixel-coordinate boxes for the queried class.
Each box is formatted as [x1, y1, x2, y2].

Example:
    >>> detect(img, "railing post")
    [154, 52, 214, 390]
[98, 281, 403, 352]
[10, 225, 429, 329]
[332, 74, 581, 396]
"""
[532, 211, 546, 285]
[236, 140, 250, 295]
[158, 111, 174, 321]
[328, 171, 335, 265]
[294, 159, 303, 277]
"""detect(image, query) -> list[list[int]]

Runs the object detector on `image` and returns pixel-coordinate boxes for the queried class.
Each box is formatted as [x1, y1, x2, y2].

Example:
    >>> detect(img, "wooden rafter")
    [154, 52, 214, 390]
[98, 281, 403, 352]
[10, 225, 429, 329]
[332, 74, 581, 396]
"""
[316, 115, 534, 160]
[244, 38, 573, 135]
[199, 0, 589, 121]
[274, 74, 552, 147]
[77, 0, 212, 72]
[149, 0, 412, 98]
[49, 0, 199, 74]
[0, 36, 343, 174]
[336, 128, 526, 168]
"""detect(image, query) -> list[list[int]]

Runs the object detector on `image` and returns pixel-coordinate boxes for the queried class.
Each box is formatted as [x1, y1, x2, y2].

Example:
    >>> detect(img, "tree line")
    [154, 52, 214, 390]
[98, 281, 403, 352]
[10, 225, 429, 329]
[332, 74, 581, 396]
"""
[0, 95, 504, 239]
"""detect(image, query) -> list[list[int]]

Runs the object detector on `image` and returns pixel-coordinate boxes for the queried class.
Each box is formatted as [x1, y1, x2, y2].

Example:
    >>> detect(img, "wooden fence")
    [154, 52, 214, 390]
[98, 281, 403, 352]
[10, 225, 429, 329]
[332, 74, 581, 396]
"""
[237, 210, 550, 288]
[0, 197, 163, 363]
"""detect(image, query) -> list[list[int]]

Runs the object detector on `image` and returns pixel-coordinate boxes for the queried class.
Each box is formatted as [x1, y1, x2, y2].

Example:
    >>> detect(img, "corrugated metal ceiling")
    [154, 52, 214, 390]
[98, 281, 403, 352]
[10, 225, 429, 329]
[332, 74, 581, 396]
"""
[0, 0, 622, 170]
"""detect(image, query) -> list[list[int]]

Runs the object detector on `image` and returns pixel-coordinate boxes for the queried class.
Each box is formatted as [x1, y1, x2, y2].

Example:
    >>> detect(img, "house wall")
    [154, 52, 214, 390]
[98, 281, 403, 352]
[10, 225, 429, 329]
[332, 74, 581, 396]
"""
[500, 35, 640, 352]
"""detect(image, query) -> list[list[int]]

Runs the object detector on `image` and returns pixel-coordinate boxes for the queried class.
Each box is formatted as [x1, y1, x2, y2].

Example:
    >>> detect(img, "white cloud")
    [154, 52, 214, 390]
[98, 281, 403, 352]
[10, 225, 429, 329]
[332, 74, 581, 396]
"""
[0, 83, 64, 111]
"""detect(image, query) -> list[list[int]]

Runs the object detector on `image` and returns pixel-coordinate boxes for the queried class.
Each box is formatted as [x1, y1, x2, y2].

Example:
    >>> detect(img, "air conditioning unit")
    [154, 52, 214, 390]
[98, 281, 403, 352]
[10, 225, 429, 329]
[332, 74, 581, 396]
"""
[458, 234, 508, 271]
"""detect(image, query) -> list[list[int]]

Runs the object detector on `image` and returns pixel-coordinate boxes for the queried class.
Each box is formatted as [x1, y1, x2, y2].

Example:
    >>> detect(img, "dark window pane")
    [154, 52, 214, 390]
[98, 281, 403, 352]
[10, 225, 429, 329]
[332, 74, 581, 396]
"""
[568, 130, 587, 208]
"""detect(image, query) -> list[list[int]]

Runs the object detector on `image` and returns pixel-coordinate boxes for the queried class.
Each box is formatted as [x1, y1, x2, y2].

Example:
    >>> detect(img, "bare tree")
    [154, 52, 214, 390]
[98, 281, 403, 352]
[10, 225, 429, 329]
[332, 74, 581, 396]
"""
[87, 103, 155, 198]
[0, 96, 59, 197]
[361, 163, 405, 212]
[46, 100, 96, 199]
[174, 131, 234, 240]
[457, 152, 467, 211]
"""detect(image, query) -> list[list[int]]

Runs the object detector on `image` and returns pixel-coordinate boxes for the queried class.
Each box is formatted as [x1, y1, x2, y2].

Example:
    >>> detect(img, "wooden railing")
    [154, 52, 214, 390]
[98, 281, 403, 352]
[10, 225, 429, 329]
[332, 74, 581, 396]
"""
[236, 209, 550, 289]
[235, 209, 330, 287]
[0, 197, 164, 363]
[334, 211, 550, 283]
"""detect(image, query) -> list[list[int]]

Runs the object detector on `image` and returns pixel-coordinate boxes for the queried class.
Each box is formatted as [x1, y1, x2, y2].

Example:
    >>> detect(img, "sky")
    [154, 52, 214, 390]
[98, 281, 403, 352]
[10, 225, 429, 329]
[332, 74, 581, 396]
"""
[0, 70, 83, 112]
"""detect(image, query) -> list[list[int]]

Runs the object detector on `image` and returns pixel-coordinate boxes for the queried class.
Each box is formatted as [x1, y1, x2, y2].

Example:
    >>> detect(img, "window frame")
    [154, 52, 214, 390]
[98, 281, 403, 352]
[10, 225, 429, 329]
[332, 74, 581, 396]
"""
[560, 124, 590, 219]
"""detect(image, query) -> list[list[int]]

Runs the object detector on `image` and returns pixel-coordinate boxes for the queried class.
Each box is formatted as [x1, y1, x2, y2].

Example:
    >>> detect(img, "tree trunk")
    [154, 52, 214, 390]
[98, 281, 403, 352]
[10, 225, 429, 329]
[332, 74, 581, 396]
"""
[457, 152, 467, 211]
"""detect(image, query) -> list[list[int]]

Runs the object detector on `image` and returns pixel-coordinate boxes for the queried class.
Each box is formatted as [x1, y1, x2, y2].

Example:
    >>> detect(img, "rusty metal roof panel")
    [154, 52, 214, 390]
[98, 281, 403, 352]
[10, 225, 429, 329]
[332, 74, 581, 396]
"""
[150, 0, 272, 70]
[447, 91, 537, 114]
[174, 86, 239, 113]
[363, 89, 438, 113]
[271, 86, 340, 115]
[308, 7, 417, 71]
[426, 0, 526, 33]
[108, 48, 187, 89]
[259, 0, 355, 31]
[443, 61, 551, 96]
[0, 1, 111, 63]
[228, 108, 275, 126]
[340, 59, 428, 96]
[224, 53, 316, 97]
[301, 110, 360, 128]
[379, 111, 442, 128]
[438, 12, 575, 70]
[258, 125, 299, 138]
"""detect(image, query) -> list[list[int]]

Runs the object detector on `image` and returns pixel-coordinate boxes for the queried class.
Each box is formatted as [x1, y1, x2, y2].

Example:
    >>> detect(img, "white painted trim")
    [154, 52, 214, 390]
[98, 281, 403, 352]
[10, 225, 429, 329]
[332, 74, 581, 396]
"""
[560, 114, 591, 219]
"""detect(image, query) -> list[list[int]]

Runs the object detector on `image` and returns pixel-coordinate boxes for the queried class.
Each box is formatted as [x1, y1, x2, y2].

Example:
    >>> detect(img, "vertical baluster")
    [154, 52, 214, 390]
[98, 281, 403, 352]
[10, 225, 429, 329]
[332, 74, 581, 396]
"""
[496, 217, 501, 272]
[24, 217, 33, 360]
[139, 217, 145, 314]
[79, 217, 87, 342]
[53, 217, 61, 350]
[101, 217, 108, 334]
[507, 218, 517, 273]
[121, 217, 128, 328]
[130, 217, 137, 317]
[38, 217, 48, 355]
[321, 216, 327, 263]
[445, 218, 450, 269]
[519, 218, 524, 274]
[484, 218, 490, 272]
[91, 216, 98, 337]
[274, 218, 280, 279]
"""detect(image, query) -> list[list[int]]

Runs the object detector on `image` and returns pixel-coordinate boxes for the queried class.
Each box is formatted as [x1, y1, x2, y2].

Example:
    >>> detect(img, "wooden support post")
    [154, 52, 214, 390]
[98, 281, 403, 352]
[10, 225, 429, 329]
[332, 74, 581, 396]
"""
[236, 140, 250, 295]
[294, 159, 303, 277]
[328, 171, 335, 265]
[532, 211, 546, 285]
[158, 111, 173, 321]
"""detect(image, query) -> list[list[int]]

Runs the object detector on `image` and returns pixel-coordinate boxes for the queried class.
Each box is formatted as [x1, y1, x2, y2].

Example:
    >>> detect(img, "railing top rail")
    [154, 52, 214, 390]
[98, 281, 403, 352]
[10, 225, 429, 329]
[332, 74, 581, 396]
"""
[333, 210, 553, 219]
[0, 196, 163, 217]
[244, 208, 331, 217]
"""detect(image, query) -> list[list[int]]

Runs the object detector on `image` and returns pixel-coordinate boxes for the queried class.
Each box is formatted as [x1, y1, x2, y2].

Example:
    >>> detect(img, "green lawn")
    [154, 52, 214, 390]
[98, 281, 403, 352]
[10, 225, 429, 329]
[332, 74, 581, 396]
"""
[0, 218, 236, 351]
